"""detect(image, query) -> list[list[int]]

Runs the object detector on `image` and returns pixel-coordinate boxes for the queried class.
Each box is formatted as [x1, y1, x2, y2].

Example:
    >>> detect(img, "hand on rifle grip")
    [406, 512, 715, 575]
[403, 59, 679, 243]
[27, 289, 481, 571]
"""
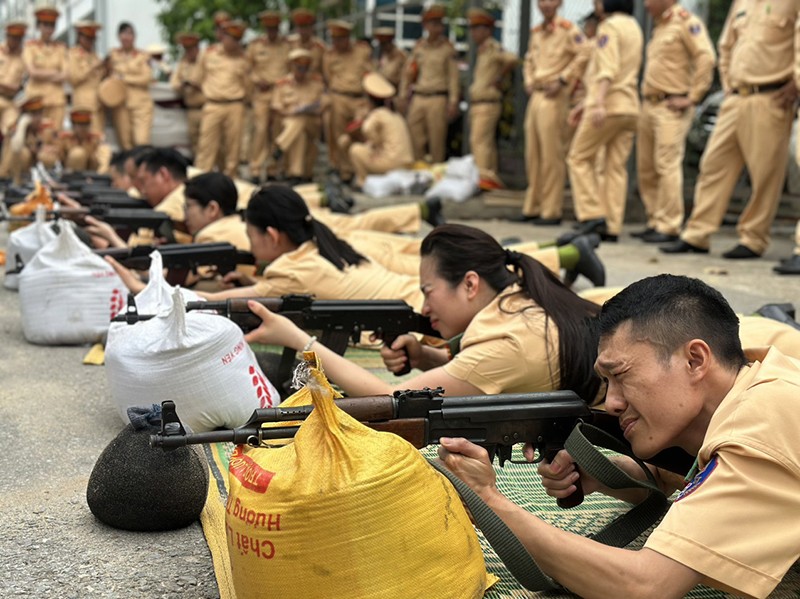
[380, 334, 419, 376]
[540, 447, 585, 509]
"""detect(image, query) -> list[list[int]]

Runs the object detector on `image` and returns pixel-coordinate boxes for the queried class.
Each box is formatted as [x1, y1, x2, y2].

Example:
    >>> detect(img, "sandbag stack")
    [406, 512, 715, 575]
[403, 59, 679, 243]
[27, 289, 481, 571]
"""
[4, 206, 59, 290]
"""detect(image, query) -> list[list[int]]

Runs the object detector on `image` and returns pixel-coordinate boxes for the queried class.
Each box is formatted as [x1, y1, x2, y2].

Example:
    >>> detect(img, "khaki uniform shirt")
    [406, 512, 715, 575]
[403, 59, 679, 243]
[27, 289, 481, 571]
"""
[271, 73, 326, 114]
[523, 17, 590, 89]
[252, 241, 422, 308]
[195, 214, 249, 251]
[643, 5, 716, 104]
[443, 284, 560, 394]
[720, 0, 800, 91]
[23, 40, 67, 107]
[107, 48, 152, 105]
[198, 44, 249, 102]
[68, 46, 104, 111]
[361, 106, 413, 164]
[400, 38, 460, 103]
[0, 45, 26, 100]
[645, 347, 800, 599]
[287, 35, 327, 75]
[170, 54, 205, 108]
[322, 41, 373, 95]
[247, 36, 291, 91]
[377, 44, 407, 89]
[470, 38, 518, 102]
[585, 14, 643, 116]
[154, 183, 186, 223]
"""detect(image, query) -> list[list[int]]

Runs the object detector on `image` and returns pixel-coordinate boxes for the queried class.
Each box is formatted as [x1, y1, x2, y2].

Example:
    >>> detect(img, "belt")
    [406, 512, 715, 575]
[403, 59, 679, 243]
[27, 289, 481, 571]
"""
[471, 99, 501, 105]
[206, 97, 244, 104]
[643, 92, 687, 103]
[414, 91, 448, 97]
[732, 79, 790, 96]
[331, 90, 365, 98]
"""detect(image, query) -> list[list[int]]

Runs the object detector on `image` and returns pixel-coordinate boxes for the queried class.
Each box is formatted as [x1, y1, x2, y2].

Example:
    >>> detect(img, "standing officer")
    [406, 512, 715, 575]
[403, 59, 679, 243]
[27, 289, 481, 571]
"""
[398, 5, 460, 163]
[322, 20, 373, 183]
[23, 6, 67, 131]
[635, 0, 715, 244]
[247, 10, 291, 183]
[466, 8, 518, 186]
[68, 21, 105, 136]
[271, 49, 328, 184]
[288, 8, 327, 76]
[170, 32, 204, 159]
[57, 108, 111, 173]
[0, 21, 28, 146]
[662, 1, 800, 259]
[373, 27, 407, 91]
[518, 0, 589, 224]
[195, 19, 249, 178]
[106, 22, 154, 150]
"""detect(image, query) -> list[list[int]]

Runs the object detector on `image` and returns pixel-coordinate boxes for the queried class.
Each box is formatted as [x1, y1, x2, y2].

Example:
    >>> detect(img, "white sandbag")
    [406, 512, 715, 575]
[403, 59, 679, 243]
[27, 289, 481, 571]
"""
[362, 174, 399, 198]
[363, 170, 432, 198]
[105, 288, 278, 432]
[19, 224, 126, 345]
[4, 209, 59, 290]
[444, 154, 480, 185]
[425, 177, 478, 203]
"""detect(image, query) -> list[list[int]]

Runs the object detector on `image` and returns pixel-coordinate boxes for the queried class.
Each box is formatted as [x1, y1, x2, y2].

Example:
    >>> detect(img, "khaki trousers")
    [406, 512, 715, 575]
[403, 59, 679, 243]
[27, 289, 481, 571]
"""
[186, 107, 202, 158]
[195, 101, 246, 178]
[275, 115, 319, 179]
[794, 220, 800, 255]
[349, 143, 411, 187]
[313, 203, 421, 235]
[0, 98, 18, 137]
[469, 101, 502, 175]
[522, 91, 570, 219]
[636, 100, 693, 236]
[681, 93, 794, 253]
[327, 93, 365, 178]
[407, 94, 449, 163]
[568, 113, 638, 235]
[248, 91, 280, 177]
[112, 96, 154, 150]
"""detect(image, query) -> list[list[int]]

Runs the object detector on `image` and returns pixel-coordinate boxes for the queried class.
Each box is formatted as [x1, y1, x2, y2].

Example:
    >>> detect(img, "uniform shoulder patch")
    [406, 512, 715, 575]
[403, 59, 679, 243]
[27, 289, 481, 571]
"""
[558, 18, 572, 30]
[675, 455, 718, 502]
[678, 8, 690, 19]
[688, 22, 702, 36]
[597, 34, 609, 49]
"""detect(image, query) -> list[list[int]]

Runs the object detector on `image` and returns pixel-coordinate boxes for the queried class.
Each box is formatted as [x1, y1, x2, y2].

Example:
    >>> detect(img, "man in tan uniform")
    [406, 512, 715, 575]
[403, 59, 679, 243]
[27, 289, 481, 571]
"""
[106, 23, 154, 150]
[373, 27, 406, 91]
[195, 20, 249, 178]
[272, 49, 328, 184]
[635, 1, 715, 244]
[518, 0, 589, 224]
[466, 8, 518, 186]
[247, 11, 291, 183]
[322, 20, 373, 183]
[23, 7, 67, 131]
[662, 1, 800, 258]
[57, 108, 111, 173]
[0, 96, 59, 183]
[0, 22, 28, 145]
[288, 9, 326, 77]
[170, 32, 205, 158]
[398, 5, 460, 163]
[68, 21, 106, 136]
[345, 73, 414, 188]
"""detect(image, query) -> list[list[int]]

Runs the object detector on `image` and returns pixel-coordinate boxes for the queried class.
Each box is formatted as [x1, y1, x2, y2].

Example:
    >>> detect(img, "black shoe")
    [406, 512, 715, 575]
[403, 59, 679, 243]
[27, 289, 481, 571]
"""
[630, 227, 656, 239]
[558, 229, 605, 247]
[531, 217, 562, 226]
[565, 234, 606, 287]
[510, 214, 539, 223]
[773, 254, 800, 275]
[755, 303, 800, 331]
[660, 240, 709, 254]
[722, 244, 761, 259]
[641, 231, 679, 244]
[572, 218, 607, 235]
[272, 147, 284, 162]
[424, 196, 446, 227]
[324, 177, 354, 214]
[600, 233, 618, 243]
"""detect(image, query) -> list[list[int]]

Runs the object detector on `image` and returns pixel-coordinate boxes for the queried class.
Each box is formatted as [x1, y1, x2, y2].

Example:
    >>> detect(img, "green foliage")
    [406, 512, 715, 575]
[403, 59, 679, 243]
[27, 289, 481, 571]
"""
[706, 0, 733, 43]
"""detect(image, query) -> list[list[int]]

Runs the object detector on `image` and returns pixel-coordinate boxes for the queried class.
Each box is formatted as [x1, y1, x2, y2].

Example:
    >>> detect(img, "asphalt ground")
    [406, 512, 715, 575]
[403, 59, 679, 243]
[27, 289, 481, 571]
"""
[0, 189, 798, 598]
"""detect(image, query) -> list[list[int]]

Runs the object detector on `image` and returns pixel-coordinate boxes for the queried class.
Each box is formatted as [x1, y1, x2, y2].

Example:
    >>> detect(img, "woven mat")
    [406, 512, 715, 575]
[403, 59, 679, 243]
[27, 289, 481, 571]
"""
[201, 347, 800, 598]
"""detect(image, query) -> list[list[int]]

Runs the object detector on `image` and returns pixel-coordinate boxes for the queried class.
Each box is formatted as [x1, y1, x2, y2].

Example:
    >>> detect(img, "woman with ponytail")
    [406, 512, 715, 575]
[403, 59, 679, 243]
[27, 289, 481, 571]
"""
[246, 223, 602, 402]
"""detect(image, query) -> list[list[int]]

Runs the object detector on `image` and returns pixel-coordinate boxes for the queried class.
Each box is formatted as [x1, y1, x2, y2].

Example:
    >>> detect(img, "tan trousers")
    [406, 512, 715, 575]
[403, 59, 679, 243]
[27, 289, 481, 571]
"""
[636, 101, 693, 236]
[248, 91, 280, 177]
[195, 101, 246, 178]
[112, 97, 154, 150]
[407, 94, 449, 163]
[65, 146, 93, 172]
[312, 203, 421, 235]
[568, 113, 638, 235]
[275, 115, 320, 179]
[794, 220, 800, 255]
[0, 147, 33, 183]
[43, 105, 65, 131]
[522, 91, 570, 219]
[469, 101, 502, 175]
[349, 143, 411, 187]
[186, 107, 202, 158]
[681, 93, 794, 253]
[328, 93, 366, 178]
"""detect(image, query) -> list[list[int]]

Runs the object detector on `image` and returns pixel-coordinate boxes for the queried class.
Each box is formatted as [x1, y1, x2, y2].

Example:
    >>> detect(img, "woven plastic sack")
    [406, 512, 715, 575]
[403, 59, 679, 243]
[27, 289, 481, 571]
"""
[19, 224, 126, 345]
[3, 208, 59, 290]
[105, 288, 278, 432]
[226, 355, 490, 599]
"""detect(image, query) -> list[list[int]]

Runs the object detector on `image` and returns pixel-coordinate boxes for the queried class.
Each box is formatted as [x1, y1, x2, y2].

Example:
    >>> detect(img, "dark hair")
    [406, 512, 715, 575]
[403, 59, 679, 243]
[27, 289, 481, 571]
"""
[245, 184, 366, 270]
[118, 22, 134, 35]
[602, 0, 634, 15]
[420, 224, 601, 402]
[109, 150, 128, 172]
[138, 147, 188, 181]
[185, 172, 238, 216]
[597, 275, 747, 370]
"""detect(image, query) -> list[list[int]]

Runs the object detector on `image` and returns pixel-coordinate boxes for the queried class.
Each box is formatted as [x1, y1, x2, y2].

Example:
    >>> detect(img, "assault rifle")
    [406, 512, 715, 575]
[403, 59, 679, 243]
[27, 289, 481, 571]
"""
[97, 242, 256, 286]
[113, 294, 440, 380]
[1, 206, 169, 230]
[151, 388, 695, 508]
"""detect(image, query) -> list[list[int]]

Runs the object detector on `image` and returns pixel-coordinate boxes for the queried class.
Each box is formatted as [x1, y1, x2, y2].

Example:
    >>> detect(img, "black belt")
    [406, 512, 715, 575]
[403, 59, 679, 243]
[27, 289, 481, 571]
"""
[643, 92, 687, 103]
[206, 97, 244, 104]
[331, 90, 364, 98]
[732, 80, 790, 96]
[414, 91, 448, 97]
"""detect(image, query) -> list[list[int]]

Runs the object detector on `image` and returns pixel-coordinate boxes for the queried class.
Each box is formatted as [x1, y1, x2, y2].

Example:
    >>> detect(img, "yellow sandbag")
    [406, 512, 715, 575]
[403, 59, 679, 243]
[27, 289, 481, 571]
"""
[226, 355, 490, 599]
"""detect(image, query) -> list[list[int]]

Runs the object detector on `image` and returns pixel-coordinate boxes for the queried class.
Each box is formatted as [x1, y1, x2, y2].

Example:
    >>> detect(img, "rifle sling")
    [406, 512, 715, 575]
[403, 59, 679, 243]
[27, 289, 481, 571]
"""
[428, 422, 670, 592]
